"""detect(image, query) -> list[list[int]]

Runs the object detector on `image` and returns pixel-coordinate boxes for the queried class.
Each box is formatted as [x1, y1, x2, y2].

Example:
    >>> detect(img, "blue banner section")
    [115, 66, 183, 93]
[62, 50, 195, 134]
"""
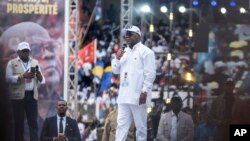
[98, 66, 112, 94]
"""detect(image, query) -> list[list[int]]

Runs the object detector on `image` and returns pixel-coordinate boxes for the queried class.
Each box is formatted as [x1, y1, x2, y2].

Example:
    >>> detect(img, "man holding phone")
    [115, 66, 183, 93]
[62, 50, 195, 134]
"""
[5, 42, 45, 141]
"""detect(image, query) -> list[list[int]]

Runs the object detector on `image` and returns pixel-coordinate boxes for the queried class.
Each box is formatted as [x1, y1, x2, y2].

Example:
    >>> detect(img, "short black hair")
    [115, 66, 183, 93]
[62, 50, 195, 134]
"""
[171, 96, 182, 104]
[57, 99, 67, 104]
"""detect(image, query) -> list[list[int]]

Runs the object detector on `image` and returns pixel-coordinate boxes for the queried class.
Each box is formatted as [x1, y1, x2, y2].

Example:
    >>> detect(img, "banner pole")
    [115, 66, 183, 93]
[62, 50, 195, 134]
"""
[79, 4, 97, 49]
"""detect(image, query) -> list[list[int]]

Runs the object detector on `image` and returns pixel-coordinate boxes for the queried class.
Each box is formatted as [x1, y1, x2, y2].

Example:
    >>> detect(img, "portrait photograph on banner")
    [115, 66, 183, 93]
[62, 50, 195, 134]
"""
[0, 0, 65, 134]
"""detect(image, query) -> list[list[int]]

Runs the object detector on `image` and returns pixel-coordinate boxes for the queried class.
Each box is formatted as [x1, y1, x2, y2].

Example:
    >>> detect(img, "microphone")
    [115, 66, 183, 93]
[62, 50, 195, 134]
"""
[122, 43, 127, 50]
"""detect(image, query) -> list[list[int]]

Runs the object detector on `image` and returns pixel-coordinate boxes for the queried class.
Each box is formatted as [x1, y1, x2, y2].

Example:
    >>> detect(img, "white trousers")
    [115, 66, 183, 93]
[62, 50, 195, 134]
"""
[115, 103, 147, 141]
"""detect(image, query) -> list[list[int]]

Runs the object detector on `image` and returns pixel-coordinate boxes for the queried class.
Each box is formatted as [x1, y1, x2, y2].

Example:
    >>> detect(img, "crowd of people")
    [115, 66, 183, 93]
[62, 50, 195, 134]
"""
[72, 6, 250, 141]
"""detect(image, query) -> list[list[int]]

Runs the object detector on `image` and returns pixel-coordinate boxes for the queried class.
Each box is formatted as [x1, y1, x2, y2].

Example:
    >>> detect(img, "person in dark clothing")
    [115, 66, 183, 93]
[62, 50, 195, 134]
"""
[40, 100, 81, 141]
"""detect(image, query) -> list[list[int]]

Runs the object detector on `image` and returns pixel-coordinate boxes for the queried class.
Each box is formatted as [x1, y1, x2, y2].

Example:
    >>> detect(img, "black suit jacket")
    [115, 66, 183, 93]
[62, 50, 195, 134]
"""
[40, 116, 81, 141]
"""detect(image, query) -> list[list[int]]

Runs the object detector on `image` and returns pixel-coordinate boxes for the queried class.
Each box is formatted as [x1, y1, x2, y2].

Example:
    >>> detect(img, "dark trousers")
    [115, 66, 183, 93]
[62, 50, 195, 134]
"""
[12, 91, 38, 141]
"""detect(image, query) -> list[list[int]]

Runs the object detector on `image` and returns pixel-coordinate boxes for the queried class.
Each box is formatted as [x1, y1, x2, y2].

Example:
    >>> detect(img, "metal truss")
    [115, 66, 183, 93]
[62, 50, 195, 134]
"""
[120, 0, 133, 45]
[64, 0, 79, 118]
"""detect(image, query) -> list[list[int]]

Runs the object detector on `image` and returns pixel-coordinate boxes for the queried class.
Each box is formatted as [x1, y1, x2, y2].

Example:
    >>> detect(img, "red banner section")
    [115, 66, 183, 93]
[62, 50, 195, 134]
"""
[79, 39, 97, 64]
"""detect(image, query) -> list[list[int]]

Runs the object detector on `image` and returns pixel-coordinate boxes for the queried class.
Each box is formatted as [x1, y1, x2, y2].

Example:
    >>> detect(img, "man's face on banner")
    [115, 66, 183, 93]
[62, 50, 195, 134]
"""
[0, 22, 62, 86]
[29, 36, 62, 85]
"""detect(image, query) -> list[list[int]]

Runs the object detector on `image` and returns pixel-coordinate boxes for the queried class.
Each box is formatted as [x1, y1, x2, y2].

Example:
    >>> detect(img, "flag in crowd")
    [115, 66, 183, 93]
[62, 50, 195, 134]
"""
[95, 0, 102, 21]
[78, 39, 97, 68]
[98, 66, 112, 94]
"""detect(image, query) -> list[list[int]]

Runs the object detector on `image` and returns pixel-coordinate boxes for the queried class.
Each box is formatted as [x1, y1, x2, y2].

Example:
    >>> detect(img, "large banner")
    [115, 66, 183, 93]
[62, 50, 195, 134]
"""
[0, 0, 65, 131]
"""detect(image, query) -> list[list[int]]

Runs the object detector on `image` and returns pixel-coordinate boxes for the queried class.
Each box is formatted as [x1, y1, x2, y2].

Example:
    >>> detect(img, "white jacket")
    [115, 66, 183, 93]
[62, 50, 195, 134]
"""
[111, 42, 156, 106]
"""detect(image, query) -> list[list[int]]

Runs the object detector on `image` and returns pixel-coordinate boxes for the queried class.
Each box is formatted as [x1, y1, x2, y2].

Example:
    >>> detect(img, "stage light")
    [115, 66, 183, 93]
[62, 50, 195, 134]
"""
[169, 12, 174, 20]
[165, 98, 171, 104]
[192, 0, 199, 7]
[185, 72, 193, 82]
[160, 5, 168, 13]
[220, 7, 227, 14]
[178, 6, 186, 13]
[141, 4, 151, 13]
[240, 7, 246, 13]
[149, 24, 154, 32]
[211, 0, 217, 7]
[229, 0, 236, 7]
[147, 107, 152, 113]
[167, 53, 172, 61]
[188, 29, 193, 37]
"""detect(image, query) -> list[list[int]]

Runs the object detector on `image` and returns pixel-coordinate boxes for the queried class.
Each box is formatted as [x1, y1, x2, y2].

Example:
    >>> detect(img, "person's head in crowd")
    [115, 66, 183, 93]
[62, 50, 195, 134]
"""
[0, 22, 63, 87]
[56, 100, 68, 117]
[171, 95, 183, 115]
[16, 42, 31, 62]
[123, 25, 141, 48]
[224, 78, 235, 96]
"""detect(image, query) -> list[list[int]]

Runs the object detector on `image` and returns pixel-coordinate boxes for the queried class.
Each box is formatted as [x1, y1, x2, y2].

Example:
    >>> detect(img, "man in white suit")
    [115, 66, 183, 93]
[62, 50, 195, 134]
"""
[112, 25, 156, 141]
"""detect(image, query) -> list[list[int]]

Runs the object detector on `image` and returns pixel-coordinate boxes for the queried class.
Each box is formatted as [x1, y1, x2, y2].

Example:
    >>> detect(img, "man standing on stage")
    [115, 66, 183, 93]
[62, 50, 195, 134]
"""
[112, 25, 156, 141]
[0, 22, 64, 132]
[5, 42, 45, 141]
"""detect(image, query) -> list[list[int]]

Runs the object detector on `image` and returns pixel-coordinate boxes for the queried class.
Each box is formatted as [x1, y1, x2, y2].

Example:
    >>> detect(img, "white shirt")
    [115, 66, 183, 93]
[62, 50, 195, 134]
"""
[111, 42, 156, 105]
[170, 111, 178, 141]
[85, 128, 97, 141]
[5, 57, 45, 91]
[152, 45, 165, 53]
[57, 115, 66, 134]
[96, 49, 107, 60]
[78, 122, 85, 136]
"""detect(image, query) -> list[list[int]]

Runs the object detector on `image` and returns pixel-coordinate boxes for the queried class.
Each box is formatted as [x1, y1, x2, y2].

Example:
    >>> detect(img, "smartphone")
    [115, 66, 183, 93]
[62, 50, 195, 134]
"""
[30, 67, 36, 73]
